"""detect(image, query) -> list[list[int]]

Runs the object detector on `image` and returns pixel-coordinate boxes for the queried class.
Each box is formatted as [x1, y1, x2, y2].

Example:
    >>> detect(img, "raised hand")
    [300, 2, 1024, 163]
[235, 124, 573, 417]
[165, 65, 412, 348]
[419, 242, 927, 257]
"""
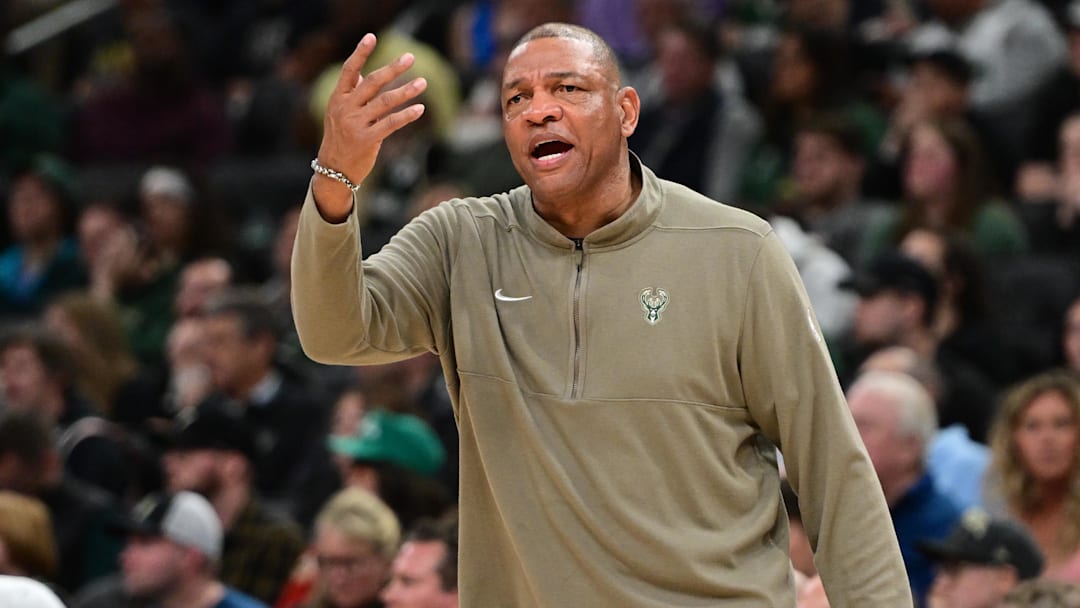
[312, 33, 428, 221]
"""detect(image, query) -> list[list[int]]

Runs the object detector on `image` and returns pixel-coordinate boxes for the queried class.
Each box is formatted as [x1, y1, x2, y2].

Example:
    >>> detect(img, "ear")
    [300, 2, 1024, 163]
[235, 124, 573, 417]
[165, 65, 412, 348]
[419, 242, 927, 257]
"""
[617, 86, 640, 138]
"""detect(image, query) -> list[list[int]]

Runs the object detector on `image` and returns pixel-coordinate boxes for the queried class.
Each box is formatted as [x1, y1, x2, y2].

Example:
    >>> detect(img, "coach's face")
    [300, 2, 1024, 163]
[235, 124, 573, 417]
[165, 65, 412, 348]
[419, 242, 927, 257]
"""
[501, 36, 638, 207]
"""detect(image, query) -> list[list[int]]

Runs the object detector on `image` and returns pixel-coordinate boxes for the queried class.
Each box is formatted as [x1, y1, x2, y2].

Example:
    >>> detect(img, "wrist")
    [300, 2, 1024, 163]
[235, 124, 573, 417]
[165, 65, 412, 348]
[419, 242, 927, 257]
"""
[311, 174, 356, 223]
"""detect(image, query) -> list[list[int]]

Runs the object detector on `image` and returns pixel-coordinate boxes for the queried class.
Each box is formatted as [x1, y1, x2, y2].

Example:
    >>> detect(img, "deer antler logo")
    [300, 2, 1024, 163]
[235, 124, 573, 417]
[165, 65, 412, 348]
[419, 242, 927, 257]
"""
[640, 287, 669, 325]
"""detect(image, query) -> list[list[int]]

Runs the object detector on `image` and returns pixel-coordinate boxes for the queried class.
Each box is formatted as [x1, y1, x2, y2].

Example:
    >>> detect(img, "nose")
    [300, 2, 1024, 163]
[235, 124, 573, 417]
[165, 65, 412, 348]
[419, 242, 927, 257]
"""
[522, 92, 563, 124]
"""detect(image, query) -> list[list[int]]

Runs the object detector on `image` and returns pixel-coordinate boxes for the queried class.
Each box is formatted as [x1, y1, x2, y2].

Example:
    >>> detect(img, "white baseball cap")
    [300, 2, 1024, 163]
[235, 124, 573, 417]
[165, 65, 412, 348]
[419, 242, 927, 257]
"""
[0, 576, 65, 608]
[115, 491, 223, 561]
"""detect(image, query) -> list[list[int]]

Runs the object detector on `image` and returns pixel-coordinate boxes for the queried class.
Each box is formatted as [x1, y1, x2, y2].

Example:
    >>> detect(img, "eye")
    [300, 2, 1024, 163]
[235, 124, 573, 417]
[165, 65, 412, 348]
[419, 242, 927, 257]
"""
[559, 84, 578, 93]
[506, 94, 522, 106]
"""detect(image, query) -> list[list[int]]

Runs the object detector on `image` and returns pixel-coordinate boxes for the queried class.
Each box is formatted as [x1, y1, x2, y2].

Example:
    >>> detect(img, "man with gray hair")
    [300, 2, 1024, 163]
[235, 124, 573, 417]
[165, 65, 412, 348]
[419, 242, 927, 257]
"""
[847, 370, 963, 606]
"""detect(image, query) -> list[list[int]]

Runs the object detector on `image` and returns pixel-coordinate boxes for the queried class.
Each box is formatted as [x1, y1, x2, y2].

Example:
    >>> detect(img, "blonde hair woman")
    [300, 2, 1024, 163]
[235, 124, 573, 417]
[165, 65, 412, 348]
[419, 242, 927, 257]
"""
[987, 370, 1080, 582]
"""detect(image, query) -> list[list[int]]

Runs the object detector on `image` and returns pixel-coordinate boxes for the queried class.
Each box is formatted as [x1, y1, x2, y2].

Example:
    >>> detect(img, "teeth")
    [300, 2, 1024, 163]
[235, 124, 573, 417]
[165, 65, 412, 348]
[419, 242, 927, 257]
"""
[538, 152, 565, 161]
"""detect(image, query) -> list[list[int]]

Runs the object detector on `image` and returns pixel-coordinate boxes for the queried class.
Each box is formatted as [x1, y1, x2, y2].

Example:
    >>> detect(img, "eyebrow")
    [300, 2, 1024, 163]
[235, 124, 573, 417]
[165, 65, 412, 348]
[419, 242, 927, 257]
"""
[504, 71, 585, 91]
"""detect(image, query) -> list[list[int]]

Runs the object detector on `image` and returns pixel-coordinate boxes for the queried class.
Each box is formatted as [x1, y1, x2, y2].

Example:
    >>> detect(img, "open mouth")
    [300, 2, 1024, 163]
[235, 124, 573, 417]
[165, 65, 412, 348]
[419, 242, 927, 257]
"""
[531, 140, 574, 161]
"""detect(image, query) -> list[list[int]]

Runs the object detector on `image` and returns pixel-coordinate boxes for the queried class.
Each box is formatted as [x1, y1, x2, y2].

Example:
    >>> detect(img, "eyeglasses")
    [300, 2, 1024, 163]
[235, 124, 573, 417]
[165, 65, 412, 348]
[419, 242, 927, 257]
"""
[316, 553, 380, 574]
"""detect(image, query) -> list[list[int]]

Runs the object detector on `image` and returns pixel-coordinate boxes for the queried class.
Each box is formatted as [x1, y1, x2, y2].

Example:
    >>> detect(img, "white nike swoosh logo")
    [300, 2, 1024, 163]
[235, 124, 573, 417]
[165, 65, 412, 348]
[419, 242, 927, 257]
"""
[495, 289, 533, 302]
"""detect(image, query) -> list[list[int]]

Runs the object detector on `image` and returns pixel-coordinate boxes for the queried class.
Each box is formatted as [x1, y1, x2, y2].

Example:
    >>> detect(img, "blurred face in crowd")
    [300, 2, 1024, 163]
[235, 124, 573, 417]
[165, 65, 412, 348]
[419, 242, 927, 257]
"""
[381, 540, 458, 608]
[501, 36, 637, 209]
[163, 448, 221, 496]
[909, 63, 967, 117]
[770, 34, 815, 104]
[1065, 300, 1080, 372]
[0, 344, 55, 413]
[900, 229, 947, 277]
[77, 205, 128, 269]
[8, 175, 63, 243]
[928, 561, 1016, 608]
[203, 313, 273, 398]
[1012, 390, 1079, 485]
[904, 123, 957, 202]
[141, 195, 190, 256]
[853, 291, 910, 347]
[848, 384, 918, 487]
[313, 525, 389, 608]
[655, 28, 713, 104]
[792, 131, 860, 206]
[174, 259, 231, 318]
[121, 535, 185, 598]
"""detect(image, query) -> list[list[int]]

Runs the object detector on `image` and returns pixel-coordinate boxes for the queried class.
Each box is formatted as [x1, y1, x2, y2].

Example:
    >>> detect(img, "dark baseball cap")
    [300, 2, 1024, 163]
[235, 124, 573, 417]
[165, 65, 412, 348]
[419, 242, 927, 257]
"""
[167, 406, 256, 461]
[918, 509, 1044, 580]
[839, 252, 938, 310]
[908, 48, 973, 85]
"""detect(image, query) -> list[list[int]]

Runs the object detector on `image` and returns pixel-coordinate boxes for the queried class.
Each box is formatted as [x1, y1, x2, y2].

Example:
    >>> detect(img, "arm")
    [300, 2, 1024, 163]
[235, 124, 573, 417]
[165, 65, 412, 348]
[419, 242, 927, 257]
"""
[738, 233, 912, 607]
[291, 34, 448, 365]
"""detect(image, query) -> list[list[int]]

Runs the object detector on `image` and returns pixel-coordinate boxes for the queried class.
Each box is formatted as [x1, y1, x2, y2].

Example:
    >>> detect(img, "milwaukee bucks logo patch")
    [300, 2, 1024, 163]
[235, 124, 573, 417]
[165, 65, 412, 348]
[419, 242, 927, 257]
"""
[640, 287, 669, 325]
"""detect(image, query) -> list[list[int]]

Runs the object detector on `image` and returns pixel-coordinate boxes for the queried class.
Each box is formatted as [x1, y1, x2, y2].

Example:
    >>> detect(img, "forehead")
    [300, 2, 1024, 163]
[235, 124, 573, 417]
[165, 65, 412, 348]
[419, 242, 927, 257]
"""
[503, 37, 607, 85]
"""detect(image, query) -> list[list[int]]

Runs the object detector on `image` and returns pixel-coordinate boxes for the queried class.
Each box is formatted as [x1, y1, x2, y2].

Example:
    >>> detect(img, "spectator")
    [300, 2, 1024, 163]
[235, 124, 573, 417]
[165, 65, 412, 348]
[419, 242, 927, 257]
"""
[906, 0, 1066, 137]
[163, 406, 305, 605]
[846, 370, 962, 604]
[174, 257, 234, 318]
[329, 410, 449, 531]
[1017, 111, 1080, 259]
[43, 292, 160, 422]
[859, 346, 990, 511]
[840, 252, 999, 442]
[198, 290, 338, 526]
[920, 508, 1043, 608]
[629, 18, 762, 204]
[277, 487, 400, 608]
[864, 118, 1028, 261]
[114, 491, 267, 607]
[774, 113, 892, 268]
[986, 370, 1080, 583]
[0, 491, 58, 581]
[899, 227, 1010, 385]
[0, 155, 86, 317]
[381, 517, 458, 608]
[0, 324, 93, 431]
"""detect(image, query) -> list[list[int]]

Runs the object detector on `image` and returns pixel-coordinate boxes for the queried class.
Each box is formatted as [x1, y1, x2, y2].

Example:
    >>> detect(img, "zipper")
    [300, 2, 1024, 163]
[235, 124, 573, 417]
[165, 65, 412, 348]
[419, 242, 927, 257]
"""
[571, 238, 584, 400]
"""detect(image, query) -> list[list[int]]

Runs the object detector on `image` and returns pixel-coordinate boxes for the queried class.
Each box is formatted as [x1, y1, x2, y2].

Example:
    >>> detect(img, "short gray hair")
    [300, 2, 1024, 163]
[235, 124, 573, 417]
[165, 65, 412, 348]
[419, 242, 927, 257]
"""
[851, 370, 938, 452]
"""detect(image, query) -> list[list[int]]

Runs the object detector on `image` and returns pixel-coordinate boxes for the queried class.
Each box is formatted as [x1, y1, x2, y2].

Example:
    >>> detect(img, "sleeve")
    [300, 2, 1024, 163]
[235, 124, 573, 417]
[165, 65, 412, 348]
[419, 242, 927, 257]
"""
[290, 186, 452, 365]
[737, 232, 913, 607]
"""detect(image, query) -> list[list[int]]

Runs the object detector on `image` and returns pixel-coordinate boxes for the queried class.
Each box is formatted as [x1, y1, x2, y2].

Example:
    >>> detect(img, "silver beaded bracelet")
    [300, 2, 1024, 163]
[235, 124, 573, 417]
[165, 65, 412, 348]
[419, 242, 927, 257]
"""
[310, 159, 362, 193]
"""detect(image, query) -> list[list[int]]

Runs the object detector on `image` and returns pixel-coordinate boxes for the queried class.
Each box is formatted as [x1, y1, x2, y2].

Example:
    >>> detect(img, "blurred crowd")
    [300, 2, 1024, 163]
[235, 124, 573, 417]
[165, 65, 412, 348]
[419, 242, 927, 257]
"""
[1, 0, 1080, 606]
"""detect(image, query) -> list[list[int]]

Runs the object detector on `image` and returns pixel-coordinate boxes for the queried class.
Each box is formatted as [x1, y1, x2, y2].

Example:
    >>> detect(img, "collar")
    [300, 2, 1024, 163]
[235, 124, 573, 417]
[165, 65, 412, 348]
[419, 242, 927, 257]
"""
[515, 153, 664, 250]
[248, 370, 282, 407]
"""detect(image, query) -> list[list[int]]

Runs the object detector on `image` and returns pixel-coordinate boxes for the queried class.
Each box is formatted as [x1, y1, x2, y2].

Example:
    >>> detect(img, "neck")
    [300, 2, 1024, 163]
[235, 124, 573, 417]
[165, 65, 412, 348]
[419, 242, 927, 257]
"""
[882, 468, 923, 508]
[899, 327, 938, 359]
[213, 482, 251, 530]
[162, 577, 224, 608]
[229, 368, 272, 401]
[533, 156, 641, 238]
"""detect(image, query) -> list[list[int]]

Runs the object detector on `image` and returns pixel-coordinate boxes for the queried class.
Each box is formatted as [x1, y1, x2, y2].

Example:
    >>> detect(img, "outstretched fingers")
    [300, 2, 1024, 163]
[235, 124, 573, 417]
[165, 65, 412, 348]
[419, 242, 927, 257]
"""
[334, 33, 377, 97]
[348, 52, 417, 105]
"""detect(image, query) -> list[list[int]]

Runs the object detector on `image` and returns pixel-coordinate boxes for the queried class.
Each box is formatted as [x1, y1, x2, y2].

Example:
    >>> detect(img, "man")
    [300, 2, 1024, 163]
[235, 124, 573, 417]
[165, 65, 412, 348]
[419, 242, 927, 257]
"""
[293, 23, 910, 606]
[198, 290, 338, 526]
[115, 491, 266, 608]
[163, 406, 305, 605]
[381, 518, 458, 608]
[840, 252, 998, 443]
[919, 508, 1043, 608]
[847, 370, 962, 605]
